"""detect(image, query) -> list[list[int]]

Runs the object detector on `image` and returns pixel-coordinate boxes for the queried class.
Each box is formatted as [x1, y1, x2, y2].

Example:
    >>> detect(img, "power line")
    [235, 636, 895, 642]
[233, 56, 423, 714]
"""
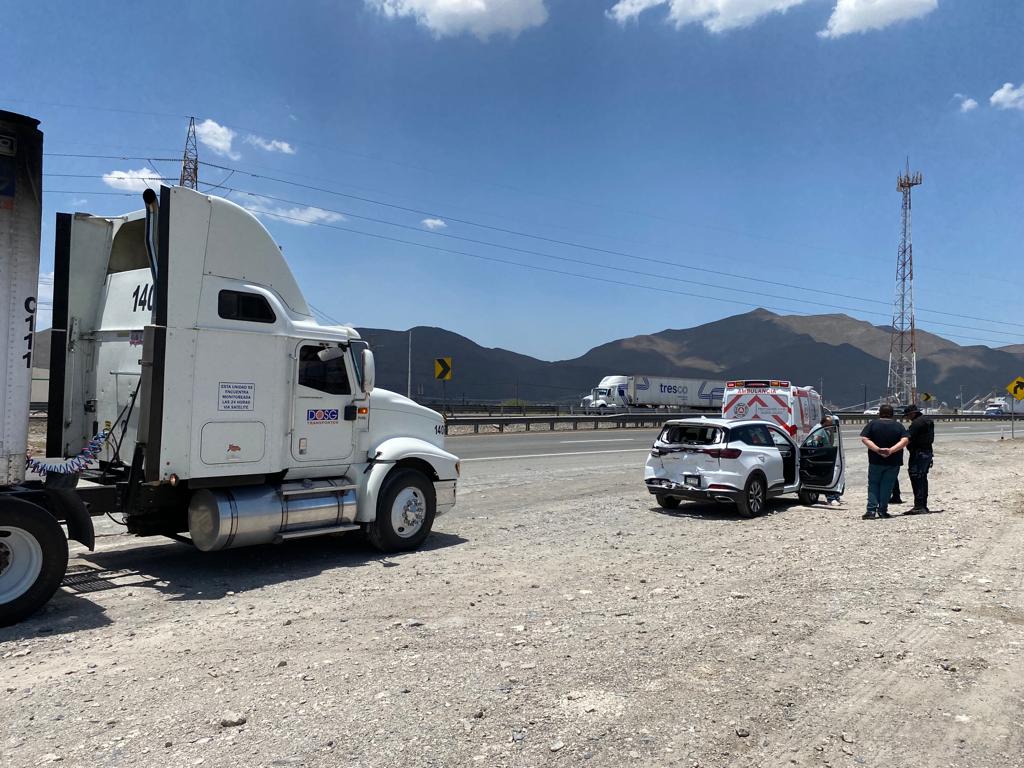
[197, 162, 1024, 332]
[231, 203, 1019, 348]
[225, 187, 1020, 340]
[36, 181, 1023, 345]
[42, 150, 1020, 308]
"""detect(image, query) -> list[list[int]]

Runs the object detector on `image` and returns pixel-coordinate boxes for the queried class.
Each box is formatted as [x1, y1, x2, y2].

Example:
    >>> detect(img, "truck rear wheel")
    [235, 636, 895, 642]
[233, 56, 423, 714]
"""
[0, 498, 69, 627]
[367, 469, 436, 553]
[657, 496, 681, 510]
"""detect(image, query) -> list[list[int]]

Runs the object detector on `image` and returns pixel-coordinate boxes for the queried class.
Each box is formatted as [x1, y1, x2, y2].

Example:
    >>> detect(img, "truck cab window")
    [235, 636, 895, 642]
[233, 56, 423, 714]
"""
[218, 289, 276, 323]
[298, 345, 351, 395]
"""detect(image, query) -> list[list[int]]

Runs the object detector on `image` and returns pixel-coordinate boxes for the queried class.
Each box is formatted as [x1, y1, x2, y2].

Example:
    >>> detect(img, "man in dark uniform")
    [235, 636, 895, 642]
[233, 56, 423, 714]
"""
[903, 403, 935, 514]
[859, 404, 909, 520]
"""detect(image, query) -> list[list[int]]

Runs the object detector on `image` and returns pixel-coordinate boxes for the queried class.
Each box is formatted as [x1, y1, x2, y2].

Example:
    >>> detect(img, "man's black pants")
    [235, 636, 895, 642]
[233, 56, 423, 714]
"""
[908, 450, 933, 509]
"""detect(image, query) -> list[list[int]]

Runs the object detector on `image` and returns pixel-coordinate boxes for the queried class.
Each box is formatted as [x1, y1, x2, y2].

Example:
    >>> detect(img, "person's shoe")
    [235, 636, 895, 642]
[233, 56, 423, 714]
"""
[828, 499, 841, 507]
[863, 511, 878, 520]
[905, 507, 929, 515]
[889, 497, 905, 505]
[878, 510, 893, 519]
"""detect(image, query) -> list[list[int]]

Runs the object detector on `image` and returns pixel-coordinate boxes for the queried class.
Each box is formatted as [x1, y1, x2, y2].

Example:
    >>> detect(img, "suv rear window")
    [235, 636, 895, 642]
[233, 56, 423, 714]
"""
[658, 425, 723, 445]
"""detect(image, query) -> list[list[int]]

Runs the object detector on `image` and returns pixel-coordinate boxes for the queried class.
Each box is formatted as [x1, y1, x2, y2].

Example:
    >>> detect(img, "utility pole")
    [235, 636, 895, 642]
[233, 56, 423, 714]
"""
[886, 160, 922, 407]
[406, 329, 412, 399]
[179, 117, 199, 189]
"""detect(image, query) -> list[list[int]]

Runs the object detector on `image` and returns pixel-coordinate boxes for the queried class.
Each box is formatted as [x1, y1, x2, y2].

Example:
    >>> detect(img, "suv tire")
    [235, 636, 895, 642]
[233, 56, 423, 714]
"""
[736, 473, 767, 518]
[656, 496, 680, 510]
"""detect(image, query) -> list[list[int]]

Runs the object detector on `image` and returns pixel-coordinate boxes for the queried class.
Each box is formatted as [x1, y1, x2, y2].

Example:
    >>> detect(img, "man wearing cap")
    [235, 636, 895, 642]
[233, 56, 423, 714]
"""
[903, 404, 935, 514]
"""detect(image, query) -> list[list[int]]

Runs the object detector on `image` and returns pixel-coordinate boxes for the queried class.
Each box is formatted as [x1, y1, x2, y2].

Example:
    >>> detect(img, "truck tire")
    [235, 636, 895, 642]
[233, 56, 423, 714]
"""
[736, 473, 767, 518]
[0, 498, 69, 627]
[657, 496, 681, 510]
[798, 490, 820, 506]
[367, 469, 436, 553]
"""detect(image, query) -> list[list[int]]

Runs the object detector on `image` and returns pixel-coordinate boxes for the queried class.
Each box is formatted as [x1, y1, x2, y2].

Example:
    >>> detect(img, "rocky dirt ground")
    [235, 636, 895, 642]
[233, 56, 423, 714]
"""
[2, 432, 1023, 768]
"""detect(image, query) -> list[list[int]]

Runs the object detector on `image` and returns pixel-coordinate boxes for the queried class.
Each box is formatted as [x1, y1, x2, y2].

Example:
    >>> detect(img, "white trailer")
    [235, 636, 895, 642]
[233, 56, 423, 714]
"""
[581, 375, 724, 411]
[0, 112, 459, 626]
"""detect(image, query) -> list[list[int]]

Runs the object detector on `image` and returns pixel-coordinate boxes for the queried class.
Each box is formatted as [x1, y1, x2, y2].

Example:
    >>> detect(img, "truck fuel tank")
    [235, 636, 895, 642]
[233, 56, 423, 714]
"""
[188, 478, 357, 551]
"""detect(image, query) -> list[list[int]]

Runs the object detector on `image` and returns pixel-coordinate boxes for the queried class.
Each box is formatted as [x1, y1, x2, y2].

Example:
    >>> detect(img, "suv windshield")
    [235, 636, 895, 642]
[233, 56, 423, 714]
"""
[658, 424, 723, 445]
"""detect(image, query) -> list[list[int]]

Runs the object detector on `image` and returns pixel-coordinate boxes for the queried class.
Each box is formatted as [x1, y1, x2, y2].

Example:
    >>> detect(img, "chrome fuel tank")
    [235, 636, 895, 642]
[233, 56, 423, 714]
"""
[188, 478, 356, 551]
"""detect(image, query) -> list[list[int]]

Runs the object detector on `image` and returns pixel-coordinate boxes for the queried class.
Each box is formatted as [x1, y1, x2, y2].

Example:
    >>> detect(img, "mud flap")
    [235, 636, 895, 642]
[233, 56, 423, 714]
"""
[44, 489, 95, 551]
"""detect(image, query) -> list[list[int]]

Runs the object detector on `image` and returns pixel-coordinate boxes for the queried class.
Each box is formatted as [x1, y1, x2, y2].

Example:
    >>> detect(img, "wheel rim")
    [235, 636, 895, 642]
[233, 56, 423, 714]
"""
[748, 481, 764, 515]
[0, 527, 44, 603]
[390, 487, 426, 538]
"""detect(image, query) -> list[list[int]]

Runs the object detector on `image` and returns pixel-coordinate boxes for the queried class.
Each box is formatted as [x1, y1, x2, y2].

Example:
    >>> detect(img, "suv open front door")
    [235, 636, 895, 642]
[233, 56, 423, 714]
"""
[798, 421, 845, 491]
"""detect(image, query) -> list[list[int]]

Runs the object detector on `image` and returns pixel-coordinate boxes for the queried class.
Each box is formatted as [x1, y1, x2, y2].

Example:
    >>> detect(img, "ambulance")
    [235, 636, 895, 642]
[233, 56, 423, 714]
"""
[721, 380, 823, 443]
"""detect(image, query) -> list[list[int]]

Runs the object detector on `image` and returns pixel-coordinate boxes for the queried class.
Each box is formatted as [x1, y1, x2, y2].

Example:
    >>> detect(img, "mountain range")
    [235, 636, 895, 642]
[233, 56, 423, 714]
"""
[34, 309, 1023, 407]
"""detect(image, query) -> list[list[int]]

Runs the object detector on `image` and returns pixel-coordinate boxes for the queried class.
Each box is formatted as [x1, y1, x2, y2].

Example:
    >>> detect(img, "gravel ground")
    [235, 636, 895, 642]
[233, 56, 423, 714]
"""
[2, 436, 1023, 768]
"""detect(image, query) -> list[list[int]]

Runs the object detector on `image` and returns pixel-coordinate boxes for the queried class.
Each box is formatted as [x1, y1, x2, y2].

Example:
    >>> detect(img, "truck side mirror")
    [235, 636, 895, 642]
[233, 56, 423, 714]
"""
[361, 349, 375, 394]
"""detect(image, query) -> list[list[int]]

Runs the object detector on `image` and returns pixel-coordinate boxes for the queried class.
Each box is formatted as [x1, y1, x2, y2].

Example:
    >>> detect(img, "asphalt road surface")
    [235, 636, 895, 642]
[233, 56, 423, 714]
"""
[450, 420, 1007, 463]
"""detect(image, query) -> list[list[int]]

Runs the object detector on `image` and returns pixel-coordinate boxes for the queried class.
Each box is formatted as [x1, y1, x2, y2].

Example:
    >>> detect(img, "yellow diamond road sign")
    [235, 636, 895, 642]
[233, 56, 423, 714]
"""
[1007, 376, 1024, 401]
[434, 357, 452, 381]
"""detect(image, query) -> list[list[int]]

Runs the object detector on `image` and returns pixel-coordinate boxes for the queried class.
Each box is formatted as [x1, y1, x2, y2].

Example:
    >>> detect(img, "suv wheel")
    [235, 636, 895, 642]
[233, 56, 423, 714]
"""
[656, 496, 680, 510]
[736, 474, 766, 518]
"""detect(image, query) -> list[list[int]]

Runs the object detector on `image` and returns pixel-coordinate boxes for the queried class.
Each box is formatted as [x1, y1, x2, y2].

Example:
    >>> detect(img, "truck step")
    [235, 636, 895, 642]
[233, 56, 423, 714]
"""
[272, 523, 360, 543]
[278, 485, 356, 499]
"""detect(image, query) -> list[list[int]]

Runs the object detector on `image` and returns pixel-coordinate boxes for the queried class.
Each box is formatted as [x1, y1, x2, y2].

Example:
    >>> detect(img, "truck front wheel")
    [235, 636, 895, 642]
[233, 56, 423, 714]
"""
[367, 469, 436, 553]
[0, 498, 69, 627]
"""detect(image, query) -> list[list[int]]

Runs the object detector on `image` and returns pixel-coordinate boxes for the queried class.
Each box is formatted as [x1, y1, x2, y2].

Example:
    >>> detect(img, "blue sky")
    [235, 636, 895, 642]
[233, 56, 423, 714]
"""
[5, 0, 1023, 360]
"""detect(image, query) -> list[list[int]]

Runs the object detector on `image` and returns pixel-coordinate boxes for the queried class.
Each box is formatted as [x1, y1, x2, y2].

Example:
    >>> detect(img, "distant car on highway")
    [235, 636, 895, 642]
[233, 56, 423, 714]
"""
[984, 406, 1005, 417]
[644, 417, 845, 517]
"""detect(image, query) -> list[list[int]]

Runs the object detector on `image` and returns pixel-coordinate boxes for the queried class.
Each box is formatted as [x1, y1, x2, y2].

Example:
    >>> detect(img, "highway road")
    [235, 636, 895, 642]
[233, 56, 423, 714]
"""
[450, 419, 1009, 463]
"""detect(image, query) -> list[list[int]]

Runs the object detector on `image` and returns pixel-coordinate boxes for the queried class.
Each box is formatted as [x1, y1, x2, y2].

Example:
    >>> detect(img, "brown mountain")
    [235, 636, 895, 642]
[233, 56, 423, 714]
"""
[33, 309, 1022, 407]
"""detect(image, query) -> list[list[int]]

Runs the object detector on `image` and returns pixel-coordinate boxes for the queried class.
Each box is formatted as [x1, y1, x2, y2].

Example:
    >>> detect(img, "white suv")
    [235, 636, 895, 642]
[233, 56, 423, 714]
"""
[644, 417, 844, 517]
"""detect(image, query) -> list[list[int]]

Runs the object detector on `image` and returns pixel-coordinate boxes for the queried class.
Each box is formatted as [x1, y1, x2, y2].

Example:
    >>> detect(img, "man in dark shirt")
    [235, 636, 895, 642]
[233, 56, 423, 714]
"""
[859, 404, 910, 520]
[903, 404, 935, 514]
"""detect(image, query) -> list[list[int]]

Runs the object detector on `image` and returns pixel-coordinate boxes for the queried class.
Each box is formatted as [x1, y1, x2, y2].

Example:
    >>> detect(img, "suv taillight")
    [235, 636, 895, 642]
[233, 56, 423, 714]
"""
[705, 448, 742, 459]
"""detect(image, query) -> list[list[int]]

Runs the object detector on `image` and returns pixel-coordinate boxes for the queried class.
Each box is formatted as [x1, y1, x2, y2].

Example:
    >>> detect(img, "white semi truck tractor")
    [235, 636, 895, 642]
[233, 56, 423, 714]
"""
[0, 111, 459, 626]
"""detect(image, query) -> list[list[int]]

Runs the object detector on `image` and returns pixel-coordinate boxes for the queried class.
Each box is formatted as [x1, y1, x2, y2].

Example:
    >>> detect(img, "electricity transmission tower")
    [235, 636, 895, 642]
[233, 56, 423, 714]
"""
[886, 161, 922, 406]
[179, 116, 199, 189]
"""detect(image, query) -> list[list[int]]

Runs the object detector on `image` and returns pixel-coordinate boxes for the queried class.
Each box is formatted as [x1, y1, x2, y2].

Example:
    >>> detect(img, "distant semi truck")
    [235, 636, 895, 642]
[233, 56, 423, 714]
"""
[581, 375, 725, 411]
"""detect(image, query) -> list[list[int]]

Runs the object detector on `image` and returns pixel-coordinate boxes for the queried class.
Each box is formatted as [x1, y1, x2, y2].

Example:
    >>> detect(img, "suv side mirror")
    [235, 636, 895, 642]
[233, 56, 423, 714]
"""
[361, 348, 375, 393]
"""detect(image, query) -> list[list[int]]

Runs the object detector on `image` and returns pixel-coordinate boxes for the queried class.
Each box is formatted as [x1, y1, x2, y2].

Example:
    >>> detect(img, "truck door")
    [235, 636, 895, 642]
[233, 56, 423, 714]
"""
[799, 423, 844, 490]
[290, 342, 356, 463]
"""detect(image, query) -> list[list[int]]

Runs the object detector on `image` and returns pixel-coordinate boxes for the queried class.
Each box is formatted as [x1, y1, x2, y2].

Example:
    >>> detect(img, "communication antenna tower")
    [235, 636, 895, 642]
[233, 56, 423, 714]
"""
[179, 116, 199, 189]
[886, 160, 922, 406]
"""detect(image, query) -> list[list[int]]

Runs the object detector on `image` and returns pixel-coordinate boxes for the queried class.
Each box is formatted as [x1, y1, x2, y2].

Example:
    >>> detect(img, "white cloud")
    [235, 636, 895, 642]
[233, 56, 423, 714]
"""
[607, 0, 810, 33]
[195, 119, 240, 160]
[819, 0, 937, 38]
[102, 167, 164, 192]
[366, 0, 548, 40]
[245, 198, 345, 227]
[71, 197, 88, 206]
[245, 134, 296, 154]
[955, 94, 978, 113]
[35, 271, 54, 329]
[990, 82, 1024, 111]
[421, 217, 447, 230]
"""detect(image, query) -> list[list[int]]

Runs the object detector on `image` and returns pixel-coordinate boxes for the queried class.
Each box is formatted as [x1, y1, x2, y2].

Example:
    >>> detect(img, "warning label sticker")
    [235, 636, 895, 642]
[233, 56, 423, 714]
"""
[218, 382, 255, 411]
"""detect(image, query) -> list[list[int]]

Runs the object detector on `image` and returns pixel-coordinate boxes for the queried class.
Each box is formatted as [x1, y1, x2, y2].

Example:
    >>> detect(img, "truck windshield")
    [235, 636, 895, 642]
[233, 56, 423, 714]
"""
[596, 388, 609, 396]
[658, 425, 722, 445]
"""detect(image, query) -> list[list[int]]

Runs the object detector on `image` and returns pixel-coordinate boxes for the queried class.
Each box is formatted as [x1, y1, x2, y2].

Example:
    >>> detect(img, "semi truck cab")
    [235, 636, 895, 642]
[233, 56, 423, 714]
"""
[1, 111, 458, 626]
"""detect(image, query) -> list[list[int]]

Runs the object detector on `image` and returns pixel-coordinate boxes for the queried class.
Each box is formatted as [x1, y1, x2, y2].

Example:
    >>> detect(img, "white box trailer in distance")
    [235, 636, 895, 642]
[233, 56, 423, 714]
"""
[721, 379, 823, 443]
[582, 375, 724, 410]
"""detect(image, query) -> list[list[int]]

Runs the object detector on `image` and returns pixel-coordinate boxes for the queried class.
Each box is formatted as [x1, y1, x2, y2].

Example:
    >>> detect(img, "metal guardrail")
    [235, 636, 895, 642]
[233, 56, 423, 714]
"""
[444, 412, 1015, 434]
